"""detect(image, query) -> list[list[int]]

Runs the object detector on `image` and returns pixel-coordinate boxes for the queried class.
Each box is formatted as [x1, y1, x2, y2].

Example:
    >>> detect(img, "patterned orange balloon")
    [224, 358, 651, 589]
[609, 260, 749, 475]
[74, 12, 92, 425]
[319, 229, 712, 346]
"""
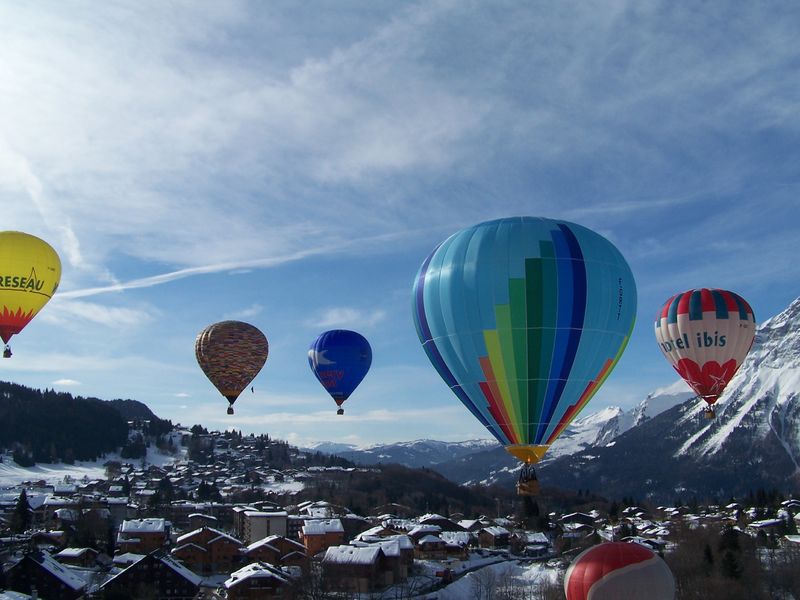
[195, 321, 268, 414]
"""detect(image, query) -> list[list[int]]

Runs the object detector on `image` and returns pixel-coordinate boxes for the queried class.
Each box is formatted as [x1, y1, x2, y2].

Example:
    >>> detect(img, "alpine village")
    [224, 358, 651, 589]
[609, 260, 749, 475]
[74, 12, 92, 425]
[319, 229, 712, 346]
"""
[0, 379, 799, 600]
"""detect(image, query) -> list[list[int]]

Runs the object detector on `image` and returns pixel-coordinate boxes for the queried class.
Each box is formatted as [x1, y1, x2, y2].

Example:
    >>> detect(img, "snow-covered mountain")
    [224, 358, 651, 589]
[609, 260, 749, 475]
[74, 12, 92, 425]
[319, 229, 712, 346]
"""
[671, 296, 800, 465]
[538, 297, 800, 500]
[307, 297, 800, 501]
[307, 373, 693, 480]
[539, 380, 692, 464]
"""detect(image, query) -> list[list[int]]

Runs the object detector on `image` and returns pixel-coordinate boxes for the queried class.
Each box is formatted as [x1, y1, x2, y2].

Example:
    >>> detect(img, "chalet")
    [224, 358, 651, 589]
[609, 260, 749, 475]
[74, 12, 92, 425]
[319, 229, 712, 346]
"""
[747, 518, 787, 536]
[99, 550, 201, 600]
[4, 550, 86, 600]
[171, 526, 244, 574]
[300, 519, 344, 557]
[223, 562, 296, 600]
[53, 547, 99, 568]
[187, 513, 218, 530]
[479, 526, 510, 549]
[407, 524, 442, 543]
[356, 524, 404, 540]
[513, 531, 551, 558]
[322, 545, 391, 593]
[351, 536, 413, 581]
[116, 518, 170, 554]
[560, 512, 596, 527]
[418, 514, 464, 532]
[43, 497, 80, 529]
[415, 535, 447, 560]
[25, 495, 49, 529]
[245, 535, 308, 571]
[29, 530, 65, 552]
[104, 498, 131, 526]
[439, 531, 473, 557]
[458, 518, 489, 533]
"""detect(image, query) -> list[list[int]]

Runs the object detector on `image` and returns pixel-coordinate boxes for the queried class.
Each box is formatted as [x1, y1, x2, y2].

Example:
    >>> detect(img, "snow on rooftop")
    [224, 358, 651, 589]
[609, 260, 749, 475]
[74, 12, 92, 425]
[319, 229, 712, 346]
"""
[481, 526, 509, 536]
[163, 553, 205, 584]
[54, 547, 96, 559]
[302, 519, 344, 535]
[408, 524, 442, 537]
[31, 551, 86, 591]
[120, 518, 167, 533]
[224, 562, 289, 588]
[323, 545, 383, 565]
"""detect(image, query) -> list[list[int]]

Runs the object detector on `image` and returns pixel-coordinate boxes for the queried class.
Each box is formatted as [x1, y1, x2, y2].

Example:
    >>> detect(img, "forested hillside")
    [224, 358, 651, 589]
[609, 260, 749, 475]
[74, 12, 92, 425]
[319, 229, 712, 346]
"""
[0, 381, 129, 465]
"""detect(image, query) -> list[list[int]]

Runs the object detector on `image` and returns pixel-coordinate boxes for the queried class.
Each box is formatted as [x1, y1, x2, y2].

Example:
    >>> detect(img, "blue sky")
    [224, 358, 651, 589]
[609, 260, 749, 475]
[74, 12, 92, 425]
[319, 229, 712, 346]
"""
[1, 1, 798, 448]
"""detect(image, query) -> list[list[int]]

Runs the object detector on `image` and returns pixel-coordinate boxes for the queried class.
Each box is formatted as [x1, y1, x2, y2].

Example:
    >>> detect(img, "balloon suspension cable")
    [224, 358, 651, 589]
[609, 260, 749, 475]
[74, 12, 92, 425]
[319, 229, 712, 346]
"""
[3, 345, 11, 358]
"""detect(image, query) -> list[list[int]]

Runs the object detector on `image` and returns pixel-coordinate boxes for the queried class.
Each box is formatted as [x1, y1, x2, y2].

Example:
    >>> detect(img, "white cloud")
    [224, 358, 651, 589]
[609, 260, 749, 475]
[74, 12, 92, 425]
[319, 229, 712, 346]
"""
[223, 303, 263, 320]
[41, 299, 155, 328]
[52, 378, 80, 386]
[306, 308, 387, 330]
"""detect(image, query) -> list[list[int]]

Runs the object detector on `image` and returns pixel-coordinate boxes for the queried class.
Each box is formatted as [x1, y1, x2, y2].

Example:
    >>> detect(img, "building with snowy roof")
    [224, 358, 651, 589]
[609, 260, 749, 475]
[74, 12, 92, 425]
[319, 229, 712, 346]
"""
[171, 526, 244, 574]
[322, 545, 392, 593]
[300, 519, 345, 557]
[479, 525, 510, 548]
[53, 547, 100, 568]
[245, 535, 308, 571]
[116, 518, 170, 554]
[4, 549, 86, 600]
[418, 514, 464, 532]
[100, 549, 201, 600]
[223, 561, 296, 600]
[350, 535, 414, 580]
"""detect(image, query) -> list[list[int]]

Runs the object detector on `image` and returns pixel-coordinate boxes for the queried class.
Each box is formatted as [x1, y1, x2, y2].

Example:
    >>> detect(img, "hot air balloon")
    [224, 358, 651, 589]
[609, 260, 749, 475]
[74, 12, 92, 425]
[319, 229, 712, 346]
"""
[0, 231, 62, 358]
[308, 329, 372, 415]
[654, 288, 755, 419]
[565, 542, 675, 600]
[195, 321, 268, 414]
[412, 217, 636, 495]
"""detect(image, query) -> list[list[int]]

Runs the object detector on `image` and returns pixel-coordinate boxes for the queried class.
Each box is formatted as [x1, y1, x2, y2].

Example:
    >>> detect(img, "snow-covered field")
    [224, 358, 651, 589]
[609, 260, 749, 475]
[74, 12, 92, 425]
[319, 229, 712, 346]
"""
[0, 446, 183, 487]
[435, 560, 561, 600]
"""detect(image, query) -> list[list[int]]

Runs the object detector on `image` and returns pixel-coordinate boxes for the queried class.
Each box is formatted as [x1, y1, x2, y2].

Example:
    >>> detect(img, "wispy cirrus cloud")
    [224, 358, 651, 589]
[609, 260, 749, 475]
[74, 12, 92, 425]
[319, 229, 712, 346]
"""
[42, 299, 155, 328]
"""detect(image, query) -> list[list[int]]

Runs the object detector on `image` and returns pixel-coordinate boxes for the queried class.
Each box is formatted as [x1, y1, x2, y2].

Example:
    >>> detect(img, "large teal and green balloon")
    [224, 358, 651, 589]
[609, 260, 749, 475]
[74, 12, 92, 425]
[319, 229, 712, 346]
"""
[412, 217, 637, 466]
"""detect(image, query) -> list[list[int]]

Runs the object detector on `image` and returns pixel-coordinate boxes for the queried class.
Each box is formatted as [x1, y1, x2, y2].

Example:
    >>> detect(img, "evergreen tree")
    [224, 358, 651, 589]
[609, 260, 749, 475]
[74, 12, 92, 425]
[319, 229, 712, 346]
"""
[720, 550, 743, 579]
[10, 489, 31, 533]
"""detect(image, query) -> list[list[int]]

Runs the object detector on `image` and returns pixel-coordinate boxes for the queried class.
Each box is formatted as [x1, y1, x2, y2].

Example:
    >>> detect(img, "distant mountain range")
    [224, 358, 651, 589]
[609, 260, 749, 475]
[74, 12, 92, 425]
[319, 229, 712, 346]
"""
[312, 297, 800, 503]
[302, 439, 499, 467]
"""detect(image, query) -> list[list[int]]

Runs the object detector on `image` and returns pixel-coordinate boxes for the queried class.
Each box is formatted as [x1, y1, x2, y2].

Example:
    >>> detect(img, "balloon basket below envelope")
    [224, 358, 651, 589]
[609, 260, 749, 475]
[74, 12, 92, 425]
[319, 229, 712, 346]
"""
[517, 463, 540, 496]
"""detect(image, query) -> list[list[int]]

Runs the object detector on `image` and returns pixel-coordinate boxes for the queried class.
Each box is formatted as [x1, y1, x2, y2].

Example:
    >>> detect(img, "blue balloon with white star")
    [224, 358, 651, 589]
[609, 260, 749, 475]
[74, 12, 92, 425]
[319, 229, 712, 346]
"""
[308, 329, 372, 414]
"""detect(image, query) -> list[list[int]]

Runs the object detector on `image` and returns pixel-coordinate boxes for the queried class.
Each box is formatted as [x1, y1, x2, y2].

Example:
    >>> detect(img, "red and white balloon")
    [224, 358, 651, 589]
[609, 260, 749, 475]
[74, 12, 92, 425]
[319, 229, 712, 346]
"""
[564, 542, 675, 600]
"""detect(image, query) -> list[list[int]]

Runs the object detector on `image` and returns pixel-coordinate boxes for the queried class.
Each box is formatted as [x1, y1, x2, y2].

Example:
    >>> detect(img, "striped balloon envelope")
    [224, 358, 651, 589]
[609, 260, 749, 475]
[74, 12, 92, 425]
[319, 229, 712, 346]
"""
[654, 288, 755, 414]
[412, 217, 637, 476]
[565, 542, 675, 600]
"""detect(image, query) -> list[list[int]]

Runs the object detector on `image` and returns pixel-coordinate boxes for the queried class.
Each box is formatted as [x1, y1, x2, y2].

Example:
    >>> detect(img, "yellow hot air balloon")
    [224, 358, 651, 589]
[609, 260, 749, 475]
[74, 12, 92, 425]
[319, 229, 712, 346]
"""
[0, 231, 61, 357]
